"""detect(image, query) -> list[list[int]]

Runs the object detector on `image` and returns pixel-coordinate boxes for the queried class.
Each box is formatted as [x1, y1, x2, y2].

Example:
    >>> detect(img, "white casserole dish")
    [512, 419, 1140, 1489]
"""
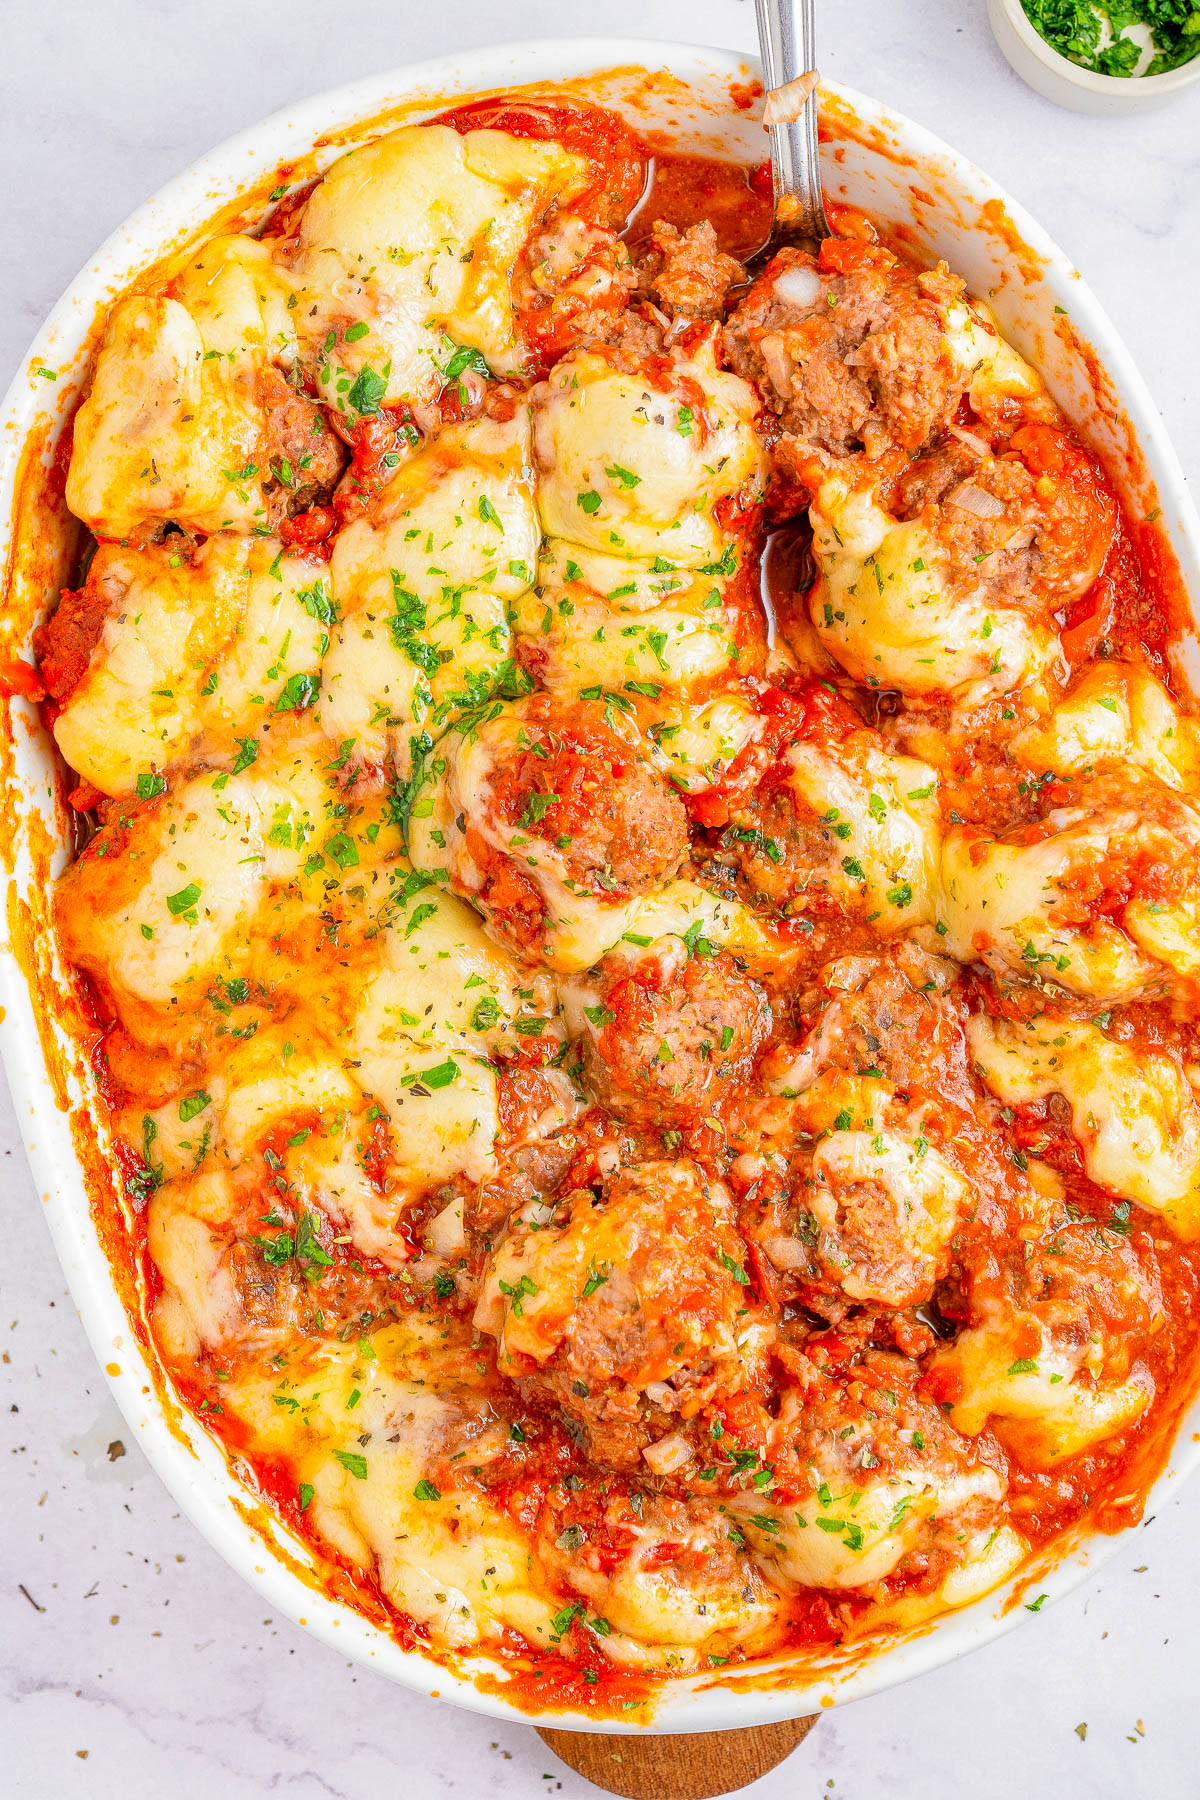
[2, 36, 1198, 1735]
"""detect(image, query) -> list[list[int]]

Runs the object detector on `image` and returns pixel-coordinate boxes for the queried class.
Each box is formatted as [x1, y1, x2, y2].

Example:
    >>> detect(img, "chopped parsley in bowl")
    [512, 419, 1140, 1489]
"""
[1021, 0, 1200, 75]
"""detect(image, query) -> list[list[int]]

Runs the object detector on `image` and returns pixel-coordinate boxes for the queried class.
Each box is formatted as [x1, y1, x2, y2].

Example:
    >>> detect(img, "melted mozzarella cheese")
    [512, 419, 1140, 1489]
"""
[147, 1172, 242, 1360]
[941, 297, 1045, 416]
[933, 1306, 1153, 1467]
[67, 236, 299, 539]
[806, 461, 1056, 703]
[293, 124, 587, 406]
[809, 1126, 966, 1303]
[647, 696, 764, 794]
[517, 555, 740, 700]
[532, 334, 763, 564]
[941, 793, 1200, 1002]
[347, 886, 563, 1186]
[203, 1026, 410, 1267]
[232, 1324, 564, 1651]
[53, 736, 341, 1020]
[409, 708, 772, 974]
[53, 536, 329, 797]
[735, 1462, 1003, 1590]
[939, 815, 1159, 1002]
[969, 1013, 1200, 1237]
[555, 1505, 779, 1663]
[785, 734, 941, 929]
[323, 414, 535, 769]
[1014, 664, 1200, 788]
[172, 233, 300, 362]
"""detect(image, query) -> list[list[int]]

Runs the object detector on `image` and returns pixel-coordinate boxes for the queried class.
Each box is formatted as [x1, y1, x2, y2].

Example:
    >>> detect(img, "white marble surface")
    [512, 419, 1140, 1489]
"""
[2, 2, 1199, 1795]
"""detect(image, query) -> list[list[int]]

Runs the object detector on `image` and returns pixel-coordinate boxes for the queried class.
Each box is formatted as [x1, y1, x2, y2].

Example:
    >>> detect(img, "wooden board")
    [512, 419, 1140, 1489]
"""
[536, 1715, 818, 1798]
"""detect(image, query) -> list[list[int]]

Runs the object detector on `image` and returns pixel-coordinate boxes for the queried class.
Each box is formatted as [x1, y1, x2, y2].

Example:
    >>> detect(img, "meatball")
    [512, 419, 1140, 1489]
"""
[536, 1488, 778, 1657]
[894, 422, 1117, 615]
[637, 220, 746, 322]
[531, 337, 763, 567]
[581, 946, 771, 1131]
[733, 1348, 1013, 1596]
[969, 1009, 1200, 1237]
[487, 697, 687, 895]
[725, 721, 940, 935]
[723, 239, 966, 458]
[929, 1163, 1164, 1469]
[512, 207, 638, 367]
[408, 694, 690, 968]
[148, 1170, 390, 1363]
[735, 948, 981, 1312]
[794, 416, 1117, 706]
[940, 768, 1200, 1006]
[473, 1160, 755, 1469]
[255, 364, 345, 524]
[806, 1128, 966, 1309]
[34, 566, 119, 708]
[746, 1100, 969, 1316]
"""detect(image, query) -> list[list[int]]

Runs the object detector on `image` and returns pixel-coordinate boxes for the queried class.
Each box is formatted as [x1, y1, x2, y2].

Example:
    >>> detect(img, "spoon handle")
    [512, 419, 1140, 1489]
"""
[754, 0, 829, 241]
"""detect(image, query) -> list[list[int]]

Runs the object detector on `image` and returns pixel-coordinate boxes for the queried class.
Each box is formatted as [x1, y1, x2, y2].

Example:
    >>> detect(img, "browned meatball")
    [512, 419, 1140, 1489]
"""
[891, 422, 1117, 616]
[34, 567, 117, 707]
[255, 365, 345, 524]
[474, 1160, 756, 1470]
[766, 1346, 984, 1504]
[582, 948, 772, 1132]
[484, 696, 689, 900]
[723, 240, 965, 458]
[513, 207, 638, 367]
[637, 220, 746, 321]
[734, 948, 984, 1315]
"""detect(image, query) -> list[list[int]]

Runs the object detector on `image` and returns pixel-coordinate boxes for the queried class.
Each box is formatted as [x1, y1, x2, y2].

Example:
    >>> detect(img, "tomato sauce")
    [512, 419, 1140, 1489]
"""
[433, 97, 647, 228]
[624, 151, 773, 262]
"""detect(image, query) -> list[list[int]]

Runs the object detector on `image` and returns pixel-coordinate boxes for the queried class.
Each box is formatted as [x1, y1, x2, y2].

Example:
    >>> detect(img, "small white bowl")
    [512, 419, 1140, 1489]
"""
[988, 0, 1200, 111]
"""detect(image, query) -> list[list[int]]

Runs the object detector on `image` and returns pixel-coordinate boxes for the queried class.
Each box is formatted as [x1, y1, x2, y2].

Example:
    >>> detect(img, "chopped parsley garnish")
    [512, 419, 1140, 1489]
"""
[520, 791, 560, 826]
[605, 463, 641, 489]
[721, 1251, 750, 1285]
[681, 918, 717, 959]
[230, 736, 259, 775]
[345, 366, 388, 416]
[498, 1273, 538, 1318]
[419, 1058, 460, 1090]
[441, 341, 492, 383]
[581, 1260, 610, 1298]
[333, 1449, 369, 1480]
[324, 832, 360, 871]
[274, 671, 320, 713]
[166, 882, 201, 917]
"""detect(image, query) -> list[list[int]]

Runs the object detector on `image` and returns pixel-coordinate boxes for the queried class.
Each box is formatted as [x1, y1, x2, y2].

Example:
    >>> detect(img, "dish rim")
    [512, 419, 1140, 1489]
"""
[2, 33, 1198, 1734]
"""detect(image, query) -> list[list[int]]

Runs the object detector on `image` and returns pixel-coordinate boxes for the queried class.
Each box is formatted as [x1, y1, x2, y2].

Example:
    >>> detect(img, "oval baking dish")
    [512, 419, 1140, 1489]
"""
[2, 37, 1199, 1733]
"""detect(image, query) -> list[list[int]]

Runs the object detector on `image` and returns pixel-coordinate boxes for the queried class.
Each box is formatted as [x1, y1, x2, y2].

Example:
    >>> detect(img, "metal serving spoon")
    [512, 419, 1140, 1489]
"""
[753, 0, 830, 254]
